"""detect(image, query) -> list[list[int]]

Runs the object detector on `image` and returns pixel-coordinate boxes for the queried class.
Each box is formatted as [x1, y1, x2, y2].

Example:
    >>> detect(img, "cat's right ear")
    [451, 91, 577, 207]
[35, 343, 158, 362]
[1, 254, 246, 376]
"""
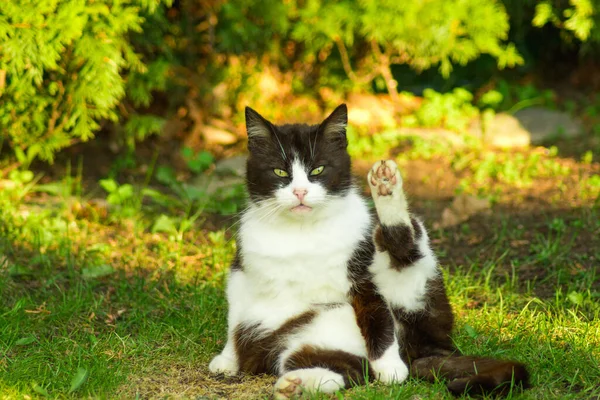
[245, 107, 272, 147]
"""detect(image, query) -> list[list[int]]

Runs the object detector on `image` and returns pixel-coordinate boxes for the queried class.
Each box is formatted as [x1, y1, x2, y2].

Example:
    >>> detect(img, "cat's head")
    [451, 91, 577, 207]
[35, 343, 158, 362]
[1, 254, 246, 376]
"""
[244, 105, 352, 219]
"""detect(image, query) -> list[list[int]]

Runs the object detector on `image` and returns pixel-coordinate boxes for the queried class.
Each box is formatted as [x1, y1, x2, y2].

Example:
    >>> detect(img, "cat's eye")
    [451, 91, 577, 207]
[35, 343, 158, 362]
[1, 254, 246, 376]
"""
[273, 168, 289, 177]
[310, 166, 325, 176]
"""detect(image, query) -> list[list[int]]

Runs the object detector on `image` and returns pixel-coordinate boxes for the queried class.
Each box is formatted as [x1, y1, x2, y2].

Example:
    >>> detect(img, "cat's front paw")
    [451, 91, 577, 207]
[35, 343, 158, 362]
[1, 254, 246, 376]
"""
[370, 358, 409, 384]
[208, 354, 239, 376]
[368, 160, 403, 198]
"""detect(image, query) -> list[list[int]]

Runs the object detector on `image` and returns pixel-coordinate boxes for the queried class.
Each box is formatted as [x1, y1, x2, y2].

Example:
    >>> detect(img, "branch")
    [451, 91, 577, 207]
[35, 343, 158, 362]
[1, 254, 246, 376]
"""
[334, 37, 378, 84]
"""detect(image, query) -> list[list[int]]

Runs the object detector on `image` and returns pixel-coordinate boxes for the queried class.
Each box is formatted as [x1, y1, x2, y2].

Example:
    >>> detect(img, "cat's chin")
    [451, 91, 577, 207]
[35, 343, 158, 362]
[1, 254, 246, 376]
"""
[290, 204, 313, 214]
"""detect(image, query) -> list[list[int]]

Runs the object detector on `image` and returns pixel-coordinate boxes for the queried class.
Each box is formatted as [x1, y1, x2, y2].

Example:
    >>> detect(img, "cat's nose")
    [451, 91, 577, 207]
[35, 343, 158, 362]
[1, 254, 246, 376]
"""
[293, 188, 307, 202]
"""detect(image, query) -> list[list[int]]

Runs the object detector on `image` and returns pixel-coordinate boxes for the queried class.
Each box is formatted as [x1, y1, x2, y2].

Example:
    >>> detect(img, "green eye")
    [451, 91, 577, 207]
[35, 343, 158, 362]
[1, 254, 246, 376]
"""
[274, 169, 289, 177]
[310, 166, 324, 176]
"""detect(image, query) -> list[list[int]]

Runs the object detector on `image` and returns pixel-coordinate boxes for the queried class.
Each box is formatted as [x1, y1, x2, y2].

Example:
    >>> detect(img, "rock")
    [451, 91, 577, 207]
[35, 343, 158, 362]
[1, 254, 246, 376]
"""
[485, 113, 531, 149]
[434, 195, 491, 229]
[214, 155, 247, 177]
[513, 107, 582, 144]
[191, 155, 247, 195]
[202, 125, 238, 145]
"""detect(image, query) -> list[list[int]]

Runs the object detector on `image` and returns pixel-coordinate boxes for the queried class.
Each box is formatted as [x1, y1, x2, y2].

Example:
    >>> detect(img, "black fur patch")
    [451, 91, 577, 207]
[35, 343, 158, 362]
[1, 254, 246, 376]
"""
[284, 345, 374, 386]
[374, 217, 424, 270]
[234, 311, 317, 375]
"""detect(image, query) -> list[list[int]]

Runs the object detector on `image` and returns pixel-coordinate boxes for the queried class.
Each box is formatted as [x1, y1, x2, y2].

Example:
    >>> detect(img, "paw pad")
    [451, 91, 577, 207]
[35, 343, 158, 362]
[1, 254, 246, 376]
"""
[368, 160, 402, 197]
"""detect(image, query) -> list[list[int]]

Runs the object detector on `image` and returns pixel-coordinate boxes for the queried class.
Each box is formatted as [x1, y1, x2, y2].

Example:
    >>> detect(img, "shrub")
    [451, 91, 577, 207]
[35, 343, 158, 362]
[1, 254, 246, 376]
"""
[0, 0, 171, 163]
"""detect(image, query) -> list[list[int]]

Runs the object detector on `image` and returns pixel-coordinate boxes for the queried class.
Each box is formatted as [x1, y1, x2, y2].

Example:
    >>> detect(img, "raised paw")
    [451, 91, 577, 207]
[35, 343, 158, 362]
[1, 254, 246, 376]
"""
[368, 160, 403, 198]
[274, 374, 303, 399]
[208, 354, 239, 376]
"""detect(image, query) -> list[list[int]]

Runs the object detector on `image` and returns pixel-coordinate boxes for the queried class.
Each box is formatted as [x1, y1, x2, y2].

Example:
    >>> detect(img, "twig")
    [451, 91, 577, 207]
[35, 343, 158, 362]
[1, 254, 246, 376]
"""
[334, 37, 378, 84]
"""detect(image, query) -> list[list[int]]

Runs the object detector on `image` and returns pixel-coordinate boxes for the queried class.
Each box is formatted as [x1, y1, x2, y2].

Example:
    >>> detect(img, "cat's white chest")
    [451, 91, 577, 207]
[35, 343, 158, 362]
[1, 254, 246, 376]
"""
[239, 193, 371, 305]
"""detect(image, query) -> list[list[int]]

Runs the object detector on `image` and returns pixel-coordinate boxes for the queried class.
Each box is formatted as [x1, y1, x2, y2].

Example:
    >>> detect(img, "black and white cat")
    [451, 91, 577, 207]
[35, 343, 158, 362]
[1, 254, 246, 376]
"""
[209, 105, 528, 398]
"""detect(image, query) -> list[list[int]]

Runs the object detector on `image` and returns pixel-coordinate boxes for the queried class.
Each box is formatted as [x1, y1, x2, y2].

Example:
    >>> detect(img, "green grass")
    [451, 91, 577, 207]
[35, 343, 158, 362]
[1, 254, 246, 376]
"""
[1, 144, 599, 399]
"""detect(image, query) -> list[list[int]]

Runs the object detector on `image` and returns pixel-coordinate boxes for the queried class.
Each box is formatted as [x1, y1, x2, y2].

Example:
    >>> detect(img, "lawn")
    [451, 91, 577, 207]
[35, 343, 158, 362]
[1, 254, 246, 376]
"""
[1, 136, 599, 399]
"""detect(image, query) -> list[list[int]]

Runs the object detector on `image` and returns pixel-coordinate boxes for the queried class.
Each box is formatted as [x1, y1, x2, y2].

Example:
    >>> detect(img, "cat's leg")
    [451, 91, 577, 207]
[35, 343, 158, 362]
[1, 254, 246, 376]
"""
[274, 305, 371, 398]
[368, 160, 440, 315]
[208, 270, 244, 376]
[274, 346, 367, 399]
[351, 279, 409, 384]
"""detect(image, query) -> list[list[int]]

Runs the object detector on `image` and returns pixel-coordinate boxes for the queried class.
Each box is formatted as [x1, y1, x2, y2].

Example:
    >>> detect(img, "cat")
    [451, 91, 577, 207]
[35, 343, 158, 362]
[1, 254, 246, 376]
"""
[208, 104, 529, 398]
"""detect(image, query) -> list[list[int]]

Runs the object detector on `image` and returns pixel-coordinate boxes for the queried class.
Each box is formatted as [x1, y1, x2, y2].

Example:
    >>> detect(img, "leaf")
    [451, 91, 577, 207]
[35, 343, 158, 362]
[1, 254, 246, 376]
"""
[181, 146, 194, 160]
[187, 151, 215, 174]
[152, 214, 177, 234]
[8, 264, 34, 277]
[15, 336, 36, 346]
[68, 367, 89, 393]
[464, 324, 478, 338]
[155, 166, 178, 186]
[567, 291, 584, 306]
[31, 382, 49, 397]
[99, 179, 118, 193]
[81, 264, 115, 279]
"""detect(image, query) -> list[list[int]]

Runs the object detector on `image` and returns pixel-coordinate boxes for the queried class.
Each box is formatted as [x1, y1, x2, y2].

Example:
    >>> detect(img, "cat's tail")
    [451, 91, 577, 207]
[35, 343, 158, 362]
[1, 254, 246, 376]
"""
[410, 355, 529, 396]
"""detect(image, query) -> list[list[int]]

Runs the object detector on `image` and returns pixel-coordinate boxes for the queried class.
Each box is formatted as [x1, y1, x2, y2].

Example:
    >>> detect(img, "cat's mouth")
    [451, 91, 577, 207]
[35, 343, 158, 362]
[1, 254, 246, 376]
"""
[291, 204, 313, 213]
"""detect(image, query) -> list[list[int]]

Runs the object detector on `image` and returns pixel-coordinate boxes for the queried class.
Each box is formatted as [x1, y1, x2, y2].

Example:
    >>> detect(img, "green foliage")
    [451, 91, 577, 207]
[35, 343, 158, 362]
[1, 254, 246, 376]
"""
[404, 88, 479, 132]
[293, 0, 522, 86]
[0, 0, 171, 163]
[533, 0, 599, 43]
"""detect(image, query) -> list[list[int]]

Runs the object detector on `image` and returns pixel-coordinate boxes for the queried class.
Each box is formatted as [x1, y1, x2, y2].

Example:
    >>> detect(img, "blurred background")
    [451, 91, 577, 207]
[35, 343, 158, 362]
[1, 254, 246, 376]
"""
[1, 1, 599, 398]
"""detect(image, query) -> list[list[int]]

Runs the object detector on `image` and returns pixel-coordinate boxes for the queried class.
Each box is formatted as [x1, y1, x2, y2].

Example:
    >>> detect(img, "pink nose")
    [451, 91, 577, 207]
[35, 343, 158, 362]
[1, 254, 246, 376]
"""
[293, 189, 307, 202]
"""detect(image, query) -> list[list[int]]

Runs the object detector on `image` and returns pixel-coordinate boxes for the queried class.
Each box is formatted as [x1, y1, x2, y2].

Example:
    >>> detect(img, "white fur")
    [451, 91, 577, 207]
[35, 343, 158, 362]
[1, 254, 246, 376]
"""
[369, 337, 409, 383]
[370, 219, 439, 312]
[274, 368, 345, 399]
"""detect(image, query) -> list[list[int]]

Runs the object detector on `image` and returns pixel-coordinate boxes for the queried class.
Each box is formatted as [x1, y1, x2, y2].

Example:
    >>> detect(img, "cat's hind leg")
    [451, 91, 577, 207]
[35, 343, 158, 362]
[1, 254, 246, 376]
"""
[274, 368, 345, 399]
[274, 346, 369, 399]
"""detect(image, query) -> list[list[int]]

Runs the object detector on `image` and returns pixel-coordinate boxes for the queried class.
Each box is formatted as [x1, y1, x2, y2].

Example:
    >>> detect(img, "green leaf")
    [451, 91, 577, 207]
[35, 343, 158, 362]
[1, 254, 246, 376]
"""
[464, 324, 478, 338]
[156, 166, 178, 186]
[8, 264, 33, 277]
[181, 147, 194, 160]
[81, 264, 115, 280]
[68, 368, 89, 393]
[99, 179, 118, 193]
[567, 291, 584, 306]
[31, 382, 49, 397]
[152, 214, 177, 234]
[15, 336, 36, 346]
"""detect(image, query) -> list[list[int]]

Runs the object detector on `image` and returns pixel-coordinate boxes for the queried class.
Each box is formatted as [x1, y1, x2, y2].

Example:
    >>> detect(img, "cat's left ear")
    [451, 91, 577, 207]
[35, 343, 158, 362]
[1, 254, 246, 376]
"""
[319, 104, 348, 146]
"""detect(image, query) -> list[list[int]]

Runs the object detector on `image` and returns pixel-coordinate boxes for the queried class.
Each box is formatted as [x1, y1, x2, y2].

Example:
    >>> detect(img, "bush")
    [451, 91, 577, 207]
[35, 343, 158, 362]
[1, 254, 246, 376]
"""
[0, 0, 171, 163]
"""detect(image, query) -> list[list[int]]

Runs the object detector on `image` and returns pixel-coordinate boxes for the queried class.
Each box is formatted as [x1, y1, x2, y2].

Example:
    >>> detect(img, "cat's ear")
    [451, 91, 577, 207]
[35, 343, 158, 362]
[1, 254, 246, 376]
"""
[319, 104, 348, 145]
[245, 106, 273, 142]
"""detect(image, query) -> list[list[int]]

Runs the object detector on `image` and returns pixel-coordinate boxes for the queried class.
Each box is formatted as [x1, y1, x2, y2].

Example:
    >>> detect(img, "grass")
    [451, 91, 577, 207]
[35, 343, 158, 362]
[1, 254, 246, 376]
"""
[1, 139, 599, 399]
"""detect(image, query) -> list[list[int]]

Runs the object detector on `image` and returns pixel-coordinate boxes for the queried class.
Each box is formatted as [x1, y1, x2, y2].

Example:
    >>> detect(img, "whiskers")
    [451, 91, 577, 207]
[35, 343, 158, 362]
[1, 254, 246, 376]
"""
[242, 198, 287, 225]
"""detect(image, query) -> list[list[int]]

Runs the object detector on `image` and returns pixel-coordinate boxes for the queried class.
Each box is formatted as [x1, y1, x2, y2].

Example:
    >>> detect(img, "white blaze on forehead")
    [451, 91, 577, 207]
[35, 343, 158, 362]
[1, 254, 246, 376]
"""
[290, 159, 310, 189]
